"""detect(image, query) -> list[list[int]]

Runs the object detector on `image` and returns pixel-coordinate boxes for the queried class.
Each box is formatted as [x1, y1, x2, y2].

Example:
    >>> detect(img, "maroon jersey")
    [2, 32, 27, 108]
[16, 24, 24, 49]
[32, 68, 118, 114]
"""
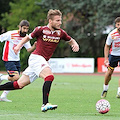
[30, 26, 71, 61]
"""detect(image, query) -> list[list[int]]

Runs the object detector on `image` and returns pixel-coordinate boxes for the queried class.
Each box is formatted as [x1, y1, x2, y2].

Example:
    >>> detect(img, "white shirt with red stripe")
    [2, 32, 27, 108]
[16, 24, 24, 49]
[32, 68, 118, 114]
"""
[106, 28, 120, 56]
[0, 30, 31, 61]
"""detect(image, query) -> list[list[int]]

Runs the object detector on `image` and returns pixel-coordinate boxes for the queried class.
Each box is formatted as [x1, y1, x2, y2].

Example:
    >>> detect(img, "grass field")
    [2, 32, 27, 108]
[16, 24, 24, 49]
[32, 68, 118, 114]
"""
[0, 74, 120, 120]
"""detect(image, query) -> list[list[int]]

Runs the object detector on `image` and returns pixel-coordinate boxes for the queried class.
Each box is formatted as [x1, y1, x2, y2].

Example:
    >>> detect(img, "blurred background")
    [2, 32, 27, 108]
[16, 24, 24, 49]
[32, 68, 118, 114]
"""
[0, 0, 119, 72]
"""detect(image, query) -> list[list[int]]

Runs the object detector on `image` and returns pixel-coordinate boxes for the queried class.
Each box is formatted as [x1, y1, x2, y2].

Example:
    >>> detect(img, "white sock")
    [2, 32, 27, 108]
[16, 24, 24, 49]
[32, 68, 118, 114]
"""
[103, 84, 109, 91]
[0, 91, 10, 98]
[117, 87, 120, 94]
[1, 75, 9, 81]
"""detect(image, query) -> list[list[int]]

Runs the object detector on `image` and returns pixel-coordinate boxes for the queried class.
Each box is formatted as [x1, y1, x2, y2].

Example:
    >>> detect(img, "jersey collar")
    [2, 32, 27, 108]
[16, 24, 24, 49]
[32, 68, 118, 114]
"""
[47, 24, 57, 34]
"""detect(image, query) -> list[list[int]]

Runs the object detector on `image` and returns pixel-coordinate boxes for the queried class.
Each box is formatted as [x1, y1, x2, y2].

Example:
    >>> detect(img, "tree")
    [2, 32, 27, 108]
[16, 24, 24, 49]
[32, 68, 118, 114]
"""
[0, 0, 46, 31]
[1, 0, 120, 70]
[37, 0, 120, 59]
[0, 0, 47, 70]
[0, 0, 14, 70]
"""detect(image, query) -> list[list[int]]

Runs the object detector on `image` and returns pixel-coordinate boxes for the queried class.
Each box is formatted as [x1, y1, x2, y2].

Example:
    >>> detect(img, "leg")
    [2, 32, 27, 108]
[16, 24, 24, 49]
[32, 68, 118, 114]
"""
[116, 78, 120, 98]
[0, 72, 20, 102]
[118, 78, 120, 87]
[0, 74, 30, 90]
[101, 67, 114, 98]
[104, 69, 114, 85]
[0, 61, 20, 102]
[40, 67, 54, 105]
[40, 67, 57, 112]
[17, 74, 30, 88]
[26, 54, 57, 112]
[1, 61, 20, 82]
[0, 71, 19, 82]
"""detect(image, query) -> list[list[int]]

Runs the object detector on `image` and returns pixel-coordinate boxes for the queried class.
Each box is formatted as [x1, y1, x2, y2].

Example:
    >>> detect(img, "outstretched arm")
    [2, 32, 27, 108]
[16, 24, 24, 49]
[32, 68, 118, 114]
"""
[68, 38, 79, 52]
[14, 36, 30, 54]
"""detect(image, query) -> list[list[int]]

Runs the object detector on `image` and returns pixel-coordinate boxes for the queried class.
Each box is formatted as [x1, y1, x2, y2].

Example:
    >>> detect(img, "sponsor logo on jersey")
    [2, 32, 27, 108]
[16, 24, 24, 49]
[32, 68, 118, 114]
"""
[43, 30, 51, 35]
[43, 35, 60, 43]
[114, 42, 120, 47]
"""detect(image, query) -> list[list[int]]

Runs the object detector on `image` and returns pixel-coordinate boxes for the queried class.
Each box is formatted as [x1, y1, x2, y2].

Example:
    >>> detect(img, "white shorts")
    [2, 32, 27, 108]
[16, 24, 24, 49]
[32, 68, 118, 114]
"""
[23, 54, 50, 83]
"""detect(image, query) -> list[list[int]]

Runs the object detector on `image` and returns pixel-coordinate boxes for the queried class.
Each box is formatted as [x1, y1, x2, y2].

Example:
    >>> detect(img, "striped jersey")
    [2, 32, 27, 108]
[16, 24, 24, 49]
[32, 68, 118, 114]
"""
[0, 30, 31, 61]
[106, 28, 120, 56]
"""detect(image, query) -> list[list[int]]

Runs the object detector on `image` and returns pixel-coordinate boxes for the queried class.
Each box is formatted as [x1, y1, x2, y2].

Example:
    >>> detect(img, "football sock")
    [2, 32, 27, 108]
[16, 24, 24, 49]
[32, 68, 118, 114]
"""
[103, 84, 109, 91]
[117, 87, 120, 94]
[0, 81, 20, 90]
[42, 75, 54, 105]
[42, 81, 52, 105]
[0, 90, 10, 98]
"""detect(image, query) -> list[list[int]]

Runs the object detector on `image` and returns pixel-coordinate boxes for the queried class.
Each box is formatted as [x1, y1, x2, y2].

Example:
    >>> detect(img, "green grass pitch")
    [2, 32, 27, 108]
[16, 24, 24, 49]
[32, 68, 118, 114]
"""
[0, 74, 120, 120]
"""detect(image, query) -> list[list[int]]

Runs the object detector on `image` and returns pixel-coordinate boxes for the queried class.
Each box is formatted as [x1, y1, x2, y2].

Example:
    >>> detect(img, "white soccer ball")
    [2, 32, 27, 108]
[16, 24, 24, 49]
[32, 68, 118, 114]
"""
[96, 99, 110, 114]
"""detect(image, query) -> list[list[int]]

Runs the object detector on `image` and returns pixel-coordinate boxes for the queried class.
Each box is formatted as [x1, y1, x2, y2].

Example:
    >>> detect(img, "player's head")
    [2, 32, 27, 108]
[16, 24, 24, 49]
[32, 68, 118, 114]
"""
[115, 17, 120, 32]
[47, 9, 62, 30]
[19, 20, 30, 37]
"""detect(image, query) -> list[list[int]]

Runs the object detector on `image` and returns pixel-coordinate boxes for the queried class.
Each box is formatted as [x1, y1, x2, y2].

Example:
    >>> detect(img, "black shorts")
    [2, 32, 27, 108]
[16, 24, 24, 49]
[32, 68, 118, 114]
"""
[109, 54, 120, 68]
[3, 61, 21, 77]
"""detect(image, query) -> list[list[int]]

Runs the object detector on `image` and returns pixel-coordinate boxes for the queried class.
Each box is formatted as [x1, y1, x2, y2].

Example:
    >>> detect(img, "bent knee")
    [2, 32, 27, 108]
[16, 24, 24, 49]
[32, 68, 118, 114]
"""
[44, 75, 54, 81]
[14, 81, 24, 89]
[13, 81, 23, 89]
[17, 82, 26, 89]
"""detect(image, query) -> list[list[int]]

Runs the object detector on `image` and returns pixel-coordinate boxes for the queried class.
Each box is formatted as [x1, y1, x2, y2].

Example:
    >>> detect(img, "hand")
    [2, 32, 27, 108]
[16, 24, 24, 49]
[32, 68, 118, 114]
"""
[14, 46, 21, 55]
[71, 44, 79, 52]
[104, 59, 109, 66]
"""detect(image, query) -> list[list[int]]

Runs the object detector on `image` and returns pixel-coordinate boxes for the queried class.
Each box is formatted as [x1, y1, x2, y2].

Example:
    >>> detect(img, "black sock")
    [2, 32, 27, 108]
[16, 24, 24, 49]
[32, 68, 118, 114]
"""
[0, 82, 16, 90]
[42, 81, 52, 105]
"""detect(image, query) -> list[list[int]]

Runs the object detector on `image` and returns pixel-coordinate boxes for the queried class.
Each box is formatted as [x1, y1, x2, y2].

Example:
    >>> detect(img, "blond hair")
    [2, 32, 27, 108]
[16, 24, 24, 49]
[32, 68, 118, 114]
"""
[47, 9, 62, 20]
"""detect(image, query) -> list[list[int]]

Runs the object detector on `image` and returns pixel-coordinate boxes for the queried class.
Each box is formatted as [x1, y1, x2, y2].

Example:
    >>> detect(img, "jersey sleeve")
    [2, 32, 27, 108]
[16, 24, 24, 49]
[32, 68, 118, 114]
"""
[106, 33, 113, 45]
[29, 26, 42, 39]
[23, 41, 32, 49]
[0, 32, 11, 42]
[61, 29, 71, 41]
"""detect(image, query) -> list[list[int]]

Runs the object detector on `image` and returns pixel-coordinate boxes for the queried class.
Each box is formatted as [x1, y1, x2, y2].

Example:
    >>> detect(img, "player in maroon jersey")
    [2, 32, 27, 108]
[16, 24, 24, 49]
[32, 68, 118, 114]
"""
[0, 9, 79, 112]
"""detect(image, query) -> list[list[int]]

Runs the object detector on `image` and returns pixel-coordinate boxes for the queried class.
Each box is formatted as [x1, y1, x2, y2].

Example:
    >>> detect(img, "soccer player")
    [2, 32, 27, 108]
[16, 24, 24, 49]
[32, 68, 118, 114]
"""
[0, 20, 36, 102]
[101, 17, 120, 98]
[0, 9, 79, 112]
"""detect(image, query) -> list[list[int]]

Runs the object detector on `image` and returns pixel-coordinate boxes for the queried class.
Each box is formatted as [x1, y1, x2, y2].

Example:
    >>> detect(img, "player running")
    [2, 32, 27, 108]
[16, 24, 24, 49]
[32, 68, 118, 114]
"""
[0, 20, 36, 102]
[101, 17, 120, 98]
[0, 9, 79, 112]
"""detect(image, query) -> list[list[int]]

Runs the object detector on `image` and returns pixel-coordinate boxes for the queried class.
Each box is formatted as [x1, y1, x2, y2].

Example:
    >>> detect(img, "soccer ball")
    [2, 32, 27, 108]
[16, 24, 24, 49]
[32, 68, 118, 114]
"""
[96, 99, 110, 114]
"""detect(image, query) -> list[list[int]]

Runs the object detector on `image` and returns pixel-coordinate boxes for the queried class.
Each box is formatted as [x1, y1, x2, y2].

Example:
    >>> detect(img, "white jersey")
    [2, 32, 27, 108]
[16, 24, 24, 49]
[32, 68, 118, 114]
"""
[0, 30, 31, 61]
[106, 28, 120, 56]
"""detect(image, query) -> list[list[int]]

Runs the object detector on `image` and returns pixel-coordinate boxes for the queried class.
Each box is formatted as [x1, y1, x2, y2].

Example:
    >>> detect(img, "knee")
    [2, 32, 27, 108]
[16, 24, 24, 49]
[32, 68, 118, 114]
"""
[7, 70, 20, 81]
[44, 75, 54, 81]
[17, 82, 25, 89]
[106, 70, 113, 77]
[108, 70, 113, 75]
[19, 84, 25, 89]
[13, 81, 23, 89]
[8, 75, 20, 81]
